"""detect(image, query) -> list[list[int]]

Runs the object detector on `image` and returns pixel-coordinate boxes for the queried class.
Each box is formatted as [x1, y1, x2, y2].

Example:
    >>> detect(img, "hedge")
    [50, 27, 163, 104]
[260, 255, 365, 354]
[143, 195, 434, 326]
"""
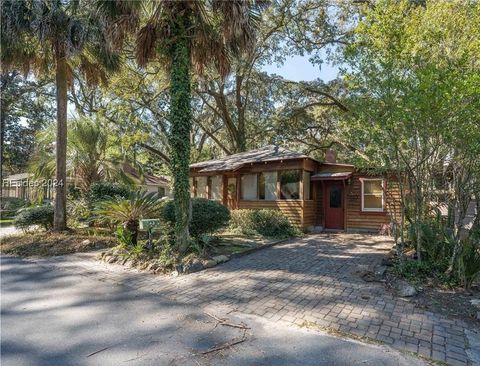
[161, 198, 230, 239]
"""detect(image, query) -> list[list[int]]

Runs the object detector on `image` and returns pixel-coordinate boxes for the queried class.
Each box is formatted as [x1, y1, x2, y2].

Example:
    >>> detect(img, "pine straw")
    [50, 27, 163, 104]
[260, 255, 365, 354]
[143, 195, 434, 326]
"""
[0, 230, 116, 257]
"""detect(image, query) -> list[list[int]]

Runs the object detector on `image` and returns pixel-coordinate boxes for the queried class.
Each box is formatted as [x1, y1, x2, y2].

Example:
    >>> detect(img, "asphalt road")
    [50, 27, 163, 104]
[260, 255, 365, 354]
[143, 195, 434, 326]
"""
[0, 255, 426, 366]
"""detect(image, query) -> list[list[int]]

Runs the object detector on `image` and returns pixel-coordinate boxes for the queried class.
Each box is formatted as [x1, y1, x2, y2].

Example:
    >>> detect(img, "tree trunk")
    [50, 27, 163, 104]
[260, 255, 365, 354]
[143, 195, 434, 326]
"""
[53, 43, 68, 231]
[0, 113, 5, 201]
[168, 15, 192, 253]
[124, 219, 139, 246]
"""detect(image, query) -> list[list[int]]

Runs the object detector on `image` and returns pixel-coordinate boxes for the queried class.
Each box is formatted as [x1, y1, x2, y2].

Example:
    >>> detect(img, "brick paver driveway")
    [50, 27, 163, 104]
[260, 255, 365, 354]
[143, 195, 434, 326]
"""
[34, 234, 477, 365]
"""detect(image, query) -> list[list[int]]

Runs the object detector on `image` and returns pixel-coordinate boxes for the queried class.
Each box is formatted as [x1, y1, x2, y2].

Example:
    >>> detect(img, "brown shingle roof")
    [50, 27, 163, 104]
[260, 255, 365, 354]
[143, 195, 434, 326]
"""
[121, 164, 169, 186]
[190, 145, 314, 173]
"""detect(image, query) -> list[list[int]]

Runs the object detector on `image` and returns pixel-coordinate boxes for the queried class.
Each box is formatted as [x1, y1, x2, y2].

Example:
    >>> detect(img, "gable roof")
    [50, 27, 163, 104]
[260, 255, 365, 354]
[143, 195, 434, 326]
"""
[121, 164, 170, 186]
[190, 145, 313, 173]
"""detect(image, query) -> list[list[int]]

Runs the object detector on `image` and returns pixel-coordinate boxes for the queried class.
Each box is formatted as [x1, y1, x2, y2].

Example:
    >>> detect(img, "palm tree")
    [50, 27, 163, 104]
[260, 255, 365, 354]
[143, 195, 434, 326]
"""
[30, 116, 130, 193]
[1, 0, 120, 230]
[97, 0, 265, 253]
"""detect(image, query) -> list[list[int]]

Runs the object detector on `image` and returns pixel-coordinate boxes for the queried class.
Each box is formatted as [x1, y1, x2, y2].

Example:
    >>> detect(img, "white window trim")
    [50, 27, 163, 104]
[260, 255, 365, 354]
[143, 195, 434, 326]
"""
[361, 178, 385, 212]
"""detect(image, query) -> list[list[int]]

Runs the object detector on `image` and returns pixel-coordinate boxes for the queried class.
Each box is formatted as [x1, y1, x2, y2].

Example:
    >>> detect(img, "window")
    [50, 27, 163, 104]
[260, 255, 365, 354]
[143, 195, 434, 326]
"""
[361, 179, 384, 212]
[241, 174, 257, 200]
[196, 176, 207, 198]
[329, 186, 342, 208]
[210, 175, 222, 200]
[259, 172, 277, 200]
[158, 186, 166, 198]
[280, 170, 300, 199]
[303, 171, 311, 200]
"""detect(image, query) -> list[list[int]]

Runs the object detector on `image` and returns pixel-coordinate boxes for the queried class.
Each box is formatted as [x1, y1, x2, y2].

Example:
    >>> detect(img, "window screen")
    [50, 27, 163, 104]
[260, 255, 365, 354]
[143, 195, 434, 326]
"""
[280, 170, 300, 199]
[210, 175, 222, 200]
[196, 176, 207, 198]
[259, 172, 277, 200]
[241, 174, 257, 200]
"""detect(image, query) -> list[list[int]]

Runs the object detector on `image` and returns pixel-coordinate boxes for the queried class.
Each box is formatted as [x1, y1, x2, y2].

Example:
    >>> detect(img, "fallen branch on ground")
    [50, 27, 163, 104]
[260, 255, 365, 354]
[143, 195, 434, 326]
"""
[200, 330, 248, 355]
[205, 312, 250, 330]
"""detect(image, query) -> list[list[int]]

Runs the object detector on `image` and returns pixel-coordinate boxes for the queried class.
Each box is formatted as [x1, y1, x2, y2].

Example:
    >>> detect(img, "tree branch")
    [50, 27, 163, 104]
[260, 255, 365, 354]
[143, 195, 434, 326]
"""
[138, 143, 171, 165]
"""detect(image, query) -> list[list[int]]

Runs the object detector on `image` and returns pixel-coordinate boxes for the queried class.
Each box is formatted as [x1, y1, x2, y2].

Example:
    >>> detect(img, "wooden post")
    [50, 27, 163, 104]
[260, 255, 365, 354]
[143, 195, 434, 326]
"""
[343, 180, 347, 230]
[222, 175, 228, 206]
[276, 172, 281, 200]
[206, 176, 211, 199]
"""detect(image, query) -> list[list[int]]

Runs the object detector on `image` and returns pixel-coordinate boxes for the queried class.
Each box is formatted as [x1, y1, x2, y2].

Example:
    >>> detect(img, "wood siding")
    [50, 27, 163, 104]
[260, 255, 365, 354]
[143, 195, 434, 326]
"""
[345, 174, 401, 231]
[303, 200, 315, 228]
[238, 200, 314, 228]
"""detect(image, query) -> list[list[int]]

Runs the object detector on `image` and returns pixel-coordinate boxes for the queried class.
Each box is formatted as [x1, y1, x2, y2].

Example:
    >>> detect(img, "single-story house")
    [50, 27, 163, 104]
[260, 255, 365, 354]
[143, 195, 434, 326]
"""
[190, 145, 401, 232]
[120, 164, 170, 197]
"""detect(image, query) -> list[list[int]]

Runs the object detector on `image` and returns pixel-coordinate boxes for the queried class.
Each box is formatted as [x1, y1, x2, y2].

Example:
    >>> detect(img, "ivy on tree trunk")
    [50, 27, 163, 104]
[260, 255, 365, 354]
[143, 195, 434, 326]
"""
[168, 15, 192, 253]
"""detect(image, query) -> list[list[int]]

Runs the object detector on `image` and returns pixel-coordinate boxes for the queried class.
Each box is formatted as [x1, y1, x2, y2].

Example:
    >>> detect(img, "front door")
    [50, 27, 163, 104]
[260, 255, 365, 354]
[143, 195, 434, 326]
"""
[325, 182, 344, 229]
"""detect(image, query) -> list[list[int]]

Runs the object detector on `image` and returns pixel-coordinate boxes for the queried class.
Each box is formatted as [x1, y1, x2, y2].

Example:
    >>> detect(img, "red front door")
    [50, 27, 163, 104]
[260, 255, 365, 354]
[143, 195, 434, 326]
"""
[325, 182, 344, 229]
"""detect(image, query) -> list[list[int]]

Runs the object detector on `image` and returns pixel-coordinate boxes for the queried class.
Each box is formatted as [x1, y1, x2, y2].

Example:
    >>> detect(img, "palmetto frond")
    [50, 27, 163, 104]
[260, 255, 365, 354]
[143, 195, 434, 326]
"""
[94, 190, 163, 226]
[1, 0, 121, 86]
[29, 117, 131, 191]
[99, 0, 266, 78]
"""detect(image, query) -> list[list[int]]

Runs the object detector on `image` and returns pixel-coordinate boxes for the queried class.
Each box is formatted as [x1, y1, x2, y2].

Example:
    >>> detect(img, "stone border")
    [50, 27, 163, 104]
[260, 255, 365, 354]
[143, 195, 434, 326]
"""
[98, 236, 293, 275]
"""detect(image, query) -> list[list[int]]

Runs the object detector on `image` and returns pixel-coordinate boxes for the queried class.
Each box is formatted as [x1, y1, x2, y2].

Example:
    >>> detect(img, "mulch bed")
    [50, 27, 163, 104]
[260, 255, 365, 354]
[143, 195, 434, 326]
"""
[383, 256, 480, 326]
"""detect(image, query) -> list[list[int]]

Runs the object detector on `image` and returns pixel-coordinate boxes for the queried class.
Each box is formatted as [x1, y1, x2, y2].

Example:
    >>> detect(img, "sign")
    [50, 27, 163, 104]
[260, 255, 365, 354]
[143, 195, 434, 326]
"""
[139, 219, 161, 231]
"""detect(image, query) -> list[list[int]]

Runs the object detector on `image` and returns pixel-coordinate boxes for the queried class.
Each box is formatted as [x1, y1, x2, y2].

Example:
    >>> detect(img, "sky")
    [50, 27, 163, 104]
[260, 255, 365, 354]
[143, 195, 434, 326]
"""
[262, 54, 340, 82]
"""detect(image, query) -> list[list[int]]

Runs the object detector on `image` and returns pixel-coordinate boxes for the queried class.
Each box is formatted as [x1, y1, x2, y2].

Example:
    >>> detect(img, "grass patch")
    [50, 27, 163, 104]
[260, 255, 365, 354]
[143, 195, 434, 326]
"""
[0, 230, 116, 257]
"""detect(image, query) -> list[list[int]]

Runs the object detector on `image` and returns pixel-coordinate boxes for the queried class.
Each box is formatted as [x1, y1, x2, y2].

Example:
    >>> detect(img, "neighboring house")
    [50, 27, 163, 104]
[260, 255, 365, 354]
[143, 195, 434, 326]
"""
[190, 145, 401, 232]
[120, 164, 171, 197]
[1, 173, 45, 201]
[1, 166, 170, 201]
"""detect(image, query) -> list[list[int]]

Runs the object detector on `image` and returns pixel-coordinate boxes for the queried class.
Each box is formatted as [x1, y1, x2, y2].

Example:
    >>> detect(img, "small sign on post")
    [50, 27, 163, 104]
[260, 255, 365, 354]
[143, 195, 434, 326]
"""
[139, 219, 161, 252]
[139, 219, 161, 231]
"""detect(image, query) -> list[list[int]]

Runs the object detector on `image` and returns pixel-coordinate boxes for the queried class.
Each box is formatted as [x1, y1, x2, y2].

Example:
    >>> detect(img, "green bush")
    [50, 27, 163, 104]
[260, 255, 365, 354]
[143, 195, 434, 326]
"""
[407, 212, 454, 262]
[457, 227, 480, 289]
[14, 205, 54, 231]
[88, 181, 131, 202]
[67, 198, 91, 226]
[230, 209, 299, 238]
[95, 191, 164, 245]
[1, 198, 28, 219]
[161, 198, 230, 239]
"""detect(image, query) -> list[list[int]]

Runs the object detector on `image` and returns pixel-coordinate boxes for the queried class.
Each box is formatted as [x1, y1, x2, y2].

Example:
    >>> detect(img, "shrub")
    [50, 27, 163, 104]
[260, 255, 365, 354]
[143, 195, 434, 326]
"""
[230, 209, 299, 238]
[67, 198, 91, 226]
[88, 181, 131, 202]
[1, 198, 28, 219]
[161, 198, 230, 239]
[14, 205, 54, 231]
[407, 213, 454, 262]
[94, 191, 163, 245]
[457, 228, 480, 289]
